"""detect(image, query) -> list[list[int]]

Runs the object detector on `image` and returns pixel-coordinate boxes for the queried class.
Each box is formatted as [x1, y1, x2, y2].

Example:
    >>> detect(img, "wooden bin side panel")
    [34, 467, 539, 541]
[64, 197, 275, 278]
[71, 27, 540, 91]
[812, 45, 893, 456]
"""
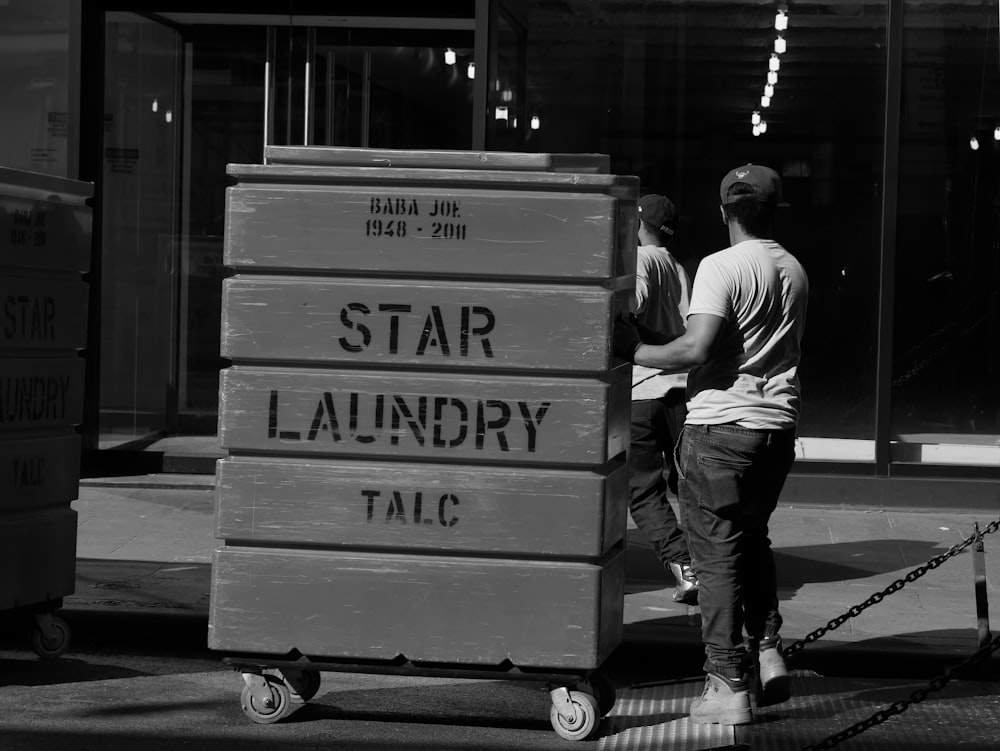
[218, 367, 630, 465]
[225, 185, 628, 279]
[0, 183, 92, 274]
[0, 276, 89, 351]
[208, 546, 624, 669]
[0, 433, 81, 513]
[0, 506, 77, 609]
[215, 456, 627, 558]
[0, 357, 86, 430]
[221, 276, 623, 371]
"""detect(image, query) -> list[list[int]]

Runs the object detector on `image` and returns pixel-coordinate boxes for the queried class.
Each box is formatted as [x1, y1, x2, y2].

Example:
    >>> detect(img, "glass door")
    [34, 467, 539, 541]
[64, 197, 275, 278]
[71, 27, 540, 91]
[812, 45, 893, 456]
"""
[99, 12, 183, 451]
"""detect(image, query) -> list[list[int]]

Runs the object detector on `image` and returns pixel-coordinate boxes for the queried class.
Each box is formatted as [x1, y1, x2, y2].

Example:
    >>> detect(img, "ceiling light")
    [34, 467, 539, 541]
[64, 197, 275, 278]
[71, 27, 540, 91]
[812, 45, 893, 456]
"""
[970, 136, 980, 151]
[764, 84, 775, 97]
[495, 106, 508, 121]
[994, 126, 1000, 141]
[753, 124, 761, 136]
[774, 37, 786, 54]
[444, 48, 456, 66]
[767, 70, 778, 85]
[151, 98, 159, 113]
[769, 54, 781, 72]
[759, 121, 768, 134]
[751, 111, 761, 125]
[531, 115, 540, 130]
[775, 10, 788, 31]
[761, 95, 771, 108]
[467, 62, 475, 79]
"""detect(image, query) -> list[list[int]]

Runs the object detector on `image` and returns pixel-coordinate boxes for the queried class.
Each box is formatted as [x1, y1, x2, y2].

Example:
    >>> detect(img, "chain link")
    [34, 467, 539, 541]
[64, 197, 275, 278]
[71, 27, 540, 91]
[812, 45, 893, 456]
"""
[801, 633, 1000, 750]
[783, 516, 1000, 659]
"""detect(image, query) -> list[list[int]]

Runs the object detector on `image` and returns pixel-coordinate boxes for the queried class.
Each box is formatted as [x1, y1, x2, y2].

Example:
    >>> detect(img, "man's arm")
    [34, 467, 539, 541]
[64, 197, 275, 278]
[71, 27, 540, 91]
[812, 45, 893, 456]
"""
[633, 313, 724, 373]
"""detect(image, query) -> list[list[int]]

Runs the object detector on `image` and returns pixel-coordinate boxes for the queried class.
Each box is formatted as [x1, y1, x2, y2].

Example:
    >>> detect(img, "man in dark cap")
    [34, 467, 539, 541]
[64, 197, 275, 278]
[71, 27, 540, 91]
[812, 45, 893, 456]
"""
[616, 164, 808, 726]
[628, 194, 698, 606]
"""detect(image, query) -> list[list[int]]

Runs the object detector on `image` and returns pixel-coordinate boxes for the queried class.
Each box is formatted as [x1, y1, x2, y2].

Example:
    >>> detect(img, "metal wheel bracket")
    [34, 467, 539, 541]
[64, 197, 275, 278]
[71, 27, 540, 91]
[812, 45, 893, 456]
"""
[33, 612, 58, 639]
[241, 672, 277, 707]
[549, 686, 576, 719]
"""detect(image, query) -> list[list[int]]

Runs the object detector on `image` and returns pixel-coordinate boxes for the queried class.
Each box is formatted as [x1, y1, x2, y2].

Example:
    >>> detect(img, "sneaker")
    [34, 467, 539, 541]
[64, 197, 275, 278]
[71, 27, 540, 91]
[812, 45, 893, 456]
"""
[751, 637, 791, 707]
[667, 561, 699, 605]
[689, 673, 752, 725]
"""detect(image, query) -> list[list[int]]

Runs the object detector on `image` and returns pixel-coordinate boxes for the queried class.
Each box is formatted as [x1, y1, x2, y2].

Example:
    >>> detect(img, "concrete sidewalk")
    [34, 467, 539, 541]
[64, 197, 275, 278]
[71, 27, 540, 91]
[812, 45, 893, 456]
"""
[63, 473, 1000, 678]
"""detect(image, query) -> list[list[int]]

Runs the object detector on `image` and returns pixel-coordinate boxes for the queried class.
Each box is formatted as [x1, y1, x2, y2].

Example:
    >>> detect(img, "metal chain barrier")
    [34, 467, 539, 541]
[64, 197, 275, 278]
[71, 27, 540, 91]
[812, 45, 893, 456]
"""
[801, 632, 1000, 750]
[783, 516, 1000, 659]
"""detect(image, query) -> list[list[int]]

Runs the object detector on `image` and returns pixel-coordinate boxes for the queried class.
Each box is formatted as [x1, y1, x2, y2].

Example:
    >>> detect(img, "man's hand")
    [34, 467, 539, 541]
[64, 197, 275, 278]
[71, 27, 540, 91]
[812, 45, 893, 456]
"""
[613, 314, 643, 362]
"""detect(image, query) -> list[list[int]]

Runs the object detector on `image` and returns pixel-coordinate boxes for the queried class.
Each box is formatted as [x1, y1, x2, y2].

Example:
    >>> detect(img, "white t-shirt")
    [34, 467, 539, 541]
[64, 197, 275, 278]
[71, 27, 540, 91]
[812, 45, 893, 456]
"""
[632, 244, 691, 400]
[685, 239, 809, 429]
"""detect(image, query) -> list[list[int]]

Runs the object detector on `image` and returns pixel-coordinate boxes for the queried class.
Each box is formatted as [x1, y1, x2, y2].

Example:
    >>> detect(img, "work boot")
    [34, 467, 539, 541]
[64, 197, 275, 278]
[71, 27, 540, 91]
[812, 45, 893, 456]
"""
[751, 636, 791, 707]
[667, 561, 699, 605]
[689, 672, 752, 725]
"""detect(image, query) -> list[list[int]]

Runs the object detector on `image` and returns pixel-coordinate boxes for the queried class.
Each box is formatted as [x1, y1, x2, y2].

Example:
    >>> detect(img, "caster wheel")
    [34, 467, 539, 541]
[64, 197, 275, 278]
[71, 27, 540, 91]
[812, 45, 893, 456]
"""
[29, 615, 70, 659]
[282, 668, 321, 703]
[586, 673, 617, 716]
[550, 690, 600, 741]
[240, 676, 291, 724]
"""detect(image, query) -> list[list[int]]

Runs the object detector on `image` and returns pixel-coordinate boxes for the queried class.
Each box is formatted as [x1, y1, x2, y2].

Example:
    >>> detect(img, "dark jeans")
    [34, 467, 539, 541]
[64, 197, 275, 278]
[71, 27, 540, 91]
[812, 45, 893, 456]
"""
[628, 392, 690, 566]
[676, 422, 796, 682]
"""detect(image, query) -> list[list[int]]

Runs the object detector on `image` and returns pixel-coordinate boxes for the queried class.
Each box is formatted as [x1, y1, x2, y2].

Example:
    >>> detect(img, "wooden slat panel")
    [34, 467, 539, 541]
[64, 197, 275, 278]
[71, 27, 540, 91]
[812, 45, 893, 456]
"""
[225, 184, 635, 279]
[215, 455, 627, 557]
[0, 357, 86, 431]
[0, 171, 92, 273]
[208, 545, 623, 668]
[221, 276, 628, 370]
[0, 275, 89, 351]
[0, 433, 80, 513]
[218, 366, 630, 465]
[0, 506, 77, 609]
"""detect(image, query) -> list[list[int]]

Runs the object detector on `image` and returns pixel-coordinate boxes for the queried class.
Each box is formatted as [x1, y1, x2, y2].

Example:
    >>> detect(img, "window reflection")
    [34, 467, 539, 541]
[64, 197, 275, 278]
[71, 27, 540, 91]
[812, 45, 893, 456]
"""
[894, 1, 1000, 465]
[521, 1, 886, 458]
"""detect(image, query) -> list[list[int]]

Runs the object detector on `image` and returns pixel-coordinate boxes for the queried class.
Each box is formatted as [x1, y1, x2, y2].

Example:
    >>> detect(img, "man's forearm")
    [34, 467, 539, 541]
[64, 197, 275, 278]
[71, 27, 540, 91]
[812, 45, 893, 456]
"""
[634, 336, 707, 373]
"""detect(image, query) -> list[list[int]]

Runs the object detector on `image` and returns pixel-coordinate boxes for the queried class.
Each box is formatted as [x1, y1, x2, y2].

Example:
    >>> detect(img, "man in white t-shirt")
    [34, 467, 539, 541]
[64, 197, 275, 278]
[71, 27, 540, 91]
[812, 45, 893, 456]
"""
[628, 194, 698, 605]
[615, 164, 808, 726]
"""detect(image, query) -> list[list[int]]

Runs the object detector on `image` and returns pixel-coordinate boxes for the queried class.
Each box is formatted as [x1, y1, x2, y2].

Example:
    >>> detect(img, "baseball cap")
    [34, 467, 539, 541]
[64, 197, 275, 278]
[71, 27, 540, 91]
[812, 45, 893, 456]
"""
[719, 163, 783, 205]
[637, 194, 677, 236]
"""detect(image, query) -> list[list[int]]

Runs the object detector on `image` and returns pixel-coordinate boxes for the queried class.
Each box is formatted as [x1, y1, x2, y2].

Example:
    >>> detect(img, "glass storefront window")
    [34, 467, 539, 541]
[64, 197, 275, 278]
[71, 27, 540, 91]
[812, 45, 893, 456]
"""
[0, 0, 77, 178]
[520, 1, 887, 462]
[894, 1, 1000, 466]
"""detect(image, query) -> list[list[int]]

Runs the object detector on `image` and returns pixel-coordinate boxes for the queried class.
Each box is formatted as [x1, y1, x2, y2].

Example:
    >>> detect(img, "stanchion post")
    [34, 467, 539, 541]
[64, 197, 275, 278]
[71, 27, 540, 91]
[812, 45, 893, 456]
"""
[972, 522, 992, 680]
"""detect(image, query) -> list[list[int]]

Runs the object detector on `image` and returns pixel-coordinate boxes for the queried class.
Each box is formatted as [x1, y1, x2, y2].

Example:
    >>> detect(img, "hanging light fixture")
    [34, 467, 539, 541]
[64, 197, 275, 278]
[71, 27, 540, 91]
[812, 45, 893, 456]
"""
[993, 125, 1000, 141]
[769, 54, 781, 72]
[775, 9, 788, 31]
[495, 106, 509, 121]
[753, 124, 762, 137]
[444, 48, 456, 66]
[761, 94, 771, 108]
[768, 70, 778, 86]
[751, 111, 761, 125]
[530, 115, 541, 130]
[970, 135, 981, 150]
[774, 36, 786, 54]
[467, 62, 476, 79]
[764, 83, 775, 97]
[759, 121, 768, 134]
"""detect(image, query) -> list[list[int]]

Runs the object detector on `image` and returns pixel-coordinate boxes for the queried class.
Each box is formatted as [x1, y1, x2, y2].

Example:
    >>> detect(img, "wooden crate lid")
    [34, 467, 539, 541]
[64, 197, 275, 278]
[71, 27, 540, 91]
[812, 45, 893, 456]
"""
[264, 145, 610, 174]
